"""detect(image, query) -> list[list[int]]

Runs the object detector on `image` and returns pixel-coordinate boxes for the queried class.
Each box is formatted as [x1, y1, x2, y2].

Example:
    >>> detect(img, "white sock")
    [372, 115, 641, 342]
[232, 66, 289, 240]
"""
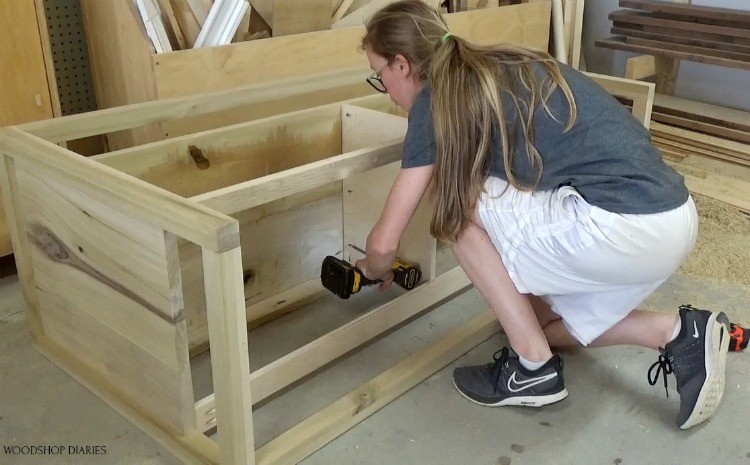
[670, 319, 682, 341]
[519, 354, 548, 371]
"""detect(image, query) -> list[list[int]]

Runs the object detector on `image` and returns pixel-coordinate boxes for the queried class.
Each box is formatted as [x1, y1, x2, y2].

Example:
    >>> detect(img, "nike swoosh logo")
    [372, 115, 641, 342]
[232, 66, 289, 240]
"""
[507, 371, 557, 393]
[693, 321, 700, 339]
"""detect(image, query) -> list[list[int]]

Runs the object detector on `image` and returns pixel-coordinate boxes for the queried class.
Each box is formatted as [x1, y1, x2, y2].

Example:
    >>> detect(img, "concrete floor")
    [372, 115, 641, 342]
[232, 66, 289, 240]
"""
[1, 248, 749, 465]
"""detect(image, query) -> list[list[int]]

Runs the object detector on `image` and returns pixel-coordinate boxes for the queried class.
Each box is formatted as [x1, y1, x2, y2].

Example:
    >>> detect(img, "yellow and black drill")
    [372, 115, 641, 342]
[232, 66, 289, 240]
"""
[320, 244, 421, 299]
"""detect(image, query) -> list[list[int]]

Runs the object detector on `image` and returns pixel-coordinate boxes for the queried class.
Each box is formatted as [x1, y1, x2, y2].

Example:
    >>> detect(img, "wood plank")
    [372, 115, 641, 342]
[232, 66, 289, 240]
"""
[36, 336, 219, 465]
[196, 266, 476, 431]
[651, 112, 750, 145]
[158, 2, 552, 97]
[651, 122, 750, 159]
[21, 3, 551, 144]
[624, 36, 750, 62]
[170, 0, 203, 46]
[609, 10, 750, 39]
[191, 141, 404, 214]
[93, 101, 343, 198]
[625, 54, 656, 79]
[613, 21, 750, 47]
[0, 128, 239, 253]
[181, 187, 343, 353]
[254, 310, 500, 465]
[0, 0, 55, 126]
[15, 161, 184, 365]
[332, 0, 356, 22]
[619, 0, 750, 24]
[611, 26, 750, 56]
[19, 67, 366, 144]
[652, 94, 750, 132]
[272, 0, 330, 36]
[595, 36, 750, 71]
[669, 162, 750, 214]
[202, 247, 255, 465]
[341, 104, 436, 282]
[78, 0, 164, 149]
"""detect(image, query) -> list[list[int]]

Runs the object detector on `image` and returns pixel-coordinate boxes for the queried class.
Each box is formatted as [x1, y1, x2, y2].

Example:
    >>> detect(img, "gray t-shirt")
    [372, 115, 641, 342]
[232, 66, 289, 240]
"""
[402, 63, 688, 214]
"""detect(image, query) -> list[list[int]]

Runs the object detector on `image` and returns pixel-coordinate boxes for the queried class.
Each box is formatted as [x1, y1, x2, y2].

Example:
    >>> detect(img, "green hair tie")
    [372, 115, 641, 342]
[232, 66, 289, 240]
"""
[441, 32, 453, 43]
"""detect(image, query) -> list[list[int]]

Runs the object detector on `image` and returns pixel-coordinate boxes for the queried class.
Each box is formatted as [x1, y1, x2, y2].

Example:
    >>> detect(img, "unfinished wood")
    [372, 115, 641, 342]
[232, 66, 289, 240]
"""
[611, 26, 750, 56]
[170, 0, 203, 46]
[332, 0, 355, 22]
[0, 0, 55, 126]
[78, 0, 163, 149]
[0, 0, 58, 258]
[625, 54, 656, 79]
[654, 54, 680, 95]
[36, 336, 218, 465]
[0, 128, 239, 253]
[255, 309, 500, 465]
[596, 36, 750, 72]
[196, 265, 473, 432]
[651, 112, 750, 145]
[619, 0, 750, 25]
[680, 154, 750, 183]
[93, 100, 344, 199]
[272, 0, 330, 36]
[249, 0, 273, 25]
[180, 187, 343, 353]
[625, 36, 750, 62]
[191, 141, 404, 214]
[186, 0, 210, 24]
[0, 157, 44, 336]
[651, 122, 750, 159]
[157, 3, 551, 97]
[652, 94, 750, 132]
[551, 0, 566, 63]
[567, 0, 584, 69]
[341, 104, 436, 282]
[19, 67, 366, 144]
[613, 22, 750, 47]
[653, 135, 750, 168]
[156, 0, 188, 49]
[202, 247, 255, 465]
[669, 162, 750, 214]
[4, 148, 197, 434]
[609, 10, 750, 40]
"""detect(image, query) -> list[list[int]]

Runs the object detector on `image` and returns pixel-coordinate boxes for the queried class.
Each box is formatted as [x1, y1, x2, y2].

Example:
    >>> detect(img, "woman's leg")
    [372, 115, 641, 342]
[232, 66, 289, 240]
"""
[451, 216, 552, 363]
[529, 296, 679, 350]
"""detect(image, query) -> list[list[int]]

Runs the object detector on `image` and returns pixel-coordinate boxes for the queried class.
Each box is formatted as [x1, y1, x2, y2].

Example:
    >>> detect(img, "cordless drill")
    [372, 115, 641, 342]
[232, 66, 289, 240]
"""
[320, 245, 421, 299]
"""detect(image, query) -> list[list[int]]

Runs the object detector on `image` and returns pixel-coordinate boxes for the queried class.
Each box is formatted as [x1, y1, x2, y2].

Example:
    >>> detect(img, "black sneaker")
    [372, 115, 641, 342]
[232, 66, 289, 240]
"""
[648, 304, 730, 429]
[452, 347, 568, 407]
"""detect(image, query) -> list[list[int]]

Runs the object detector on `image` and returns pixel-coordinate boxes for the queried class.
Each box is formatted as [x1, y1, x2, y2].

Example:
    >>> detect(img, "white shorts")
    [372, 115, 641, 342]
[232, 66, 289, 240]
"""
[477, 177, 698, 345]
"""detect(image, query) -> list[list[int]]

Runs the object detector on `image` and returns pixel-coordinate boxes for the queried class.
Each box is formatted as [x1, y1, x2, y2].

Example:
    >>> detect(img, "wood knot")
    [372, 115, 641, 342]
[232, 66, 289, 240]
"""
[28, 225, 70, 261]
[189, 145, 210, 170]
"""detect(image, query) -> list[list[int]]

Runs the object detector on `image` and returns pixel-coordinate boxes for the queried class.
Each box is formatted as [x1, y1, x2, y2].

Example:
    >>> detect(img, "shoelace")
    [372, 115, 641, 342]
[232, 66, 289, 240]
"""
[488, 347, 511, 387]
[647, 353, 673, 397]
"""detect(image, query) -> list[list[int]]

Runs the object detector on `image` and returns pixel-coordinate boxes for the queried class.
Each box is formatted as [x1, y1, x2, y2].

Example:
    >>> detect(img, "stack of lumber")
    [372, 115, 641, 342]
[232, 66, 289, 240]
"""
[596, 0, 750, 71]
[649, 95, 750, 171]
[136, 0, 471, 51]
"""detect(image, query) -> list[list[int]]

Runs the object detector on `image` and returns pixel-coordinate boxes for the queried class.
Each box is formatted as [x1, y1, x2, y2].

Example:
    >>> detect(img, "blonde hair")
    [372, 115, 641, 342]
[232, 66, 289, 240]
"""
[362, 0, 577, 243]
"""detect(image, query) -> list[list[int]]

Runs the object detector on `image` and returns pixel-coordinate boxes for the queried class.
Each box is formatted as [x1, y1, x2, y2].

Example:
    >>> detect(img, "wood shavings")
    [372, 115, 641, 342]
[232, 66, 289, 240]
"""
[678, 194, 750, 286]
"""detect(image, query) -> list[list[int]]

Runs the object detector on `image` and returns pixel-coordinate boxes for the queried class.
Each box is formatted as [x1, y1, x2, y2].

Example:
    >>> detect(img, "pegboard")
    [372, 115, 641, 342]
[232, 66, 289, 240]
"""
[43, 0, 97, 115]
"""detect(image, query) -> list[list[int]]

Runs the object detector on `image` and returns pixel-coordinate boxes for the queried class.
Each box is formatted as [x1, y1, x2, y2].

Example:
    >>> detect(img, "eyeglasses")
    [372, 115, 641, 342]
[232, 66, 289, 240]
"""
[366, 62, 389, 93]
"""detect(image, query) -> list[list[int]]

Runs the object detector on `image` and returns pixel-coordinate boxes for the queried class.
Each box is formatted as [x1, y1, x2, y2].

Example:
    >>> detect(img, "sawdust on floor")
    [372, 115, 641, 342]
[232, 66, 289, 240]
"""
[678, 194, 750, 286]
